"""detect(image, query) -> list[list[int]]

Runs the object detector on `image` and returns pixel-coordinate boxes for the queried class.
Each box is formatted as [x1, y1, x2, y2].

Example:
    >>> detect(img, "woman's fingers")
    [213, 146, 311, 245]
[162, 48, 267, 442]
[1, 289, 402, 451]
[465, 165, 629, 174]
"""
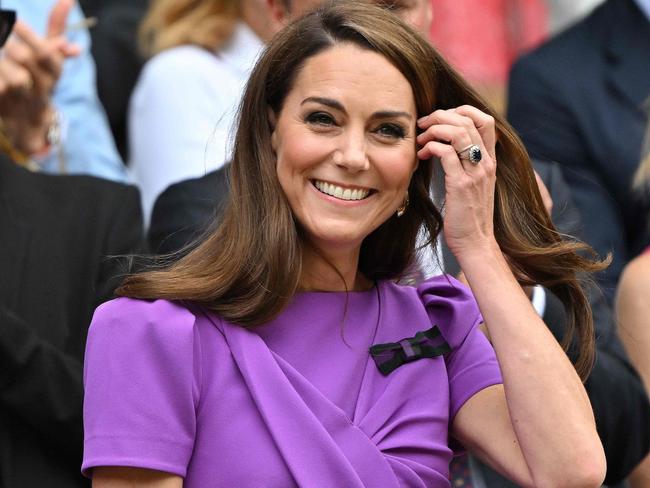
[417, 107, 496, 176]
[453, 105, 497, 160]
[418, 139, 467, 179]
[418, 109, 484, 147]
[417, 106, 498, 254]
[417, 123, 474, 153]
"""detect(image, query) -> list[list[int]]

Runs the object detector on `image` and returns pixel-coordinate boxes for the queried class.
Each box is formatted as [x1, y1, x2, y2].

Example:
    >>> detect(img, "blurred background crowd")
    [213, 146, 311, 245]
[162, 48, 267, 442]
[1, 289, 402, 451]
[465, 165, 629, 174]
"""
[0, 0, 649, 486]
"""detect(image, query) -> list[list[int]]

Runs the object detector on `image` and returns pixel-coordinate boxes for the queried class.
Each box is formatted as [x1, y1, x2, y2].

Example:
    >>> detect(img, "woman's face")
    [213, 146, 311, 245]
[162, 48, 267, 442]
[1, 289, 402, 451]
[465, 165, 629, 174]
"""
[272, 43, 418, 256]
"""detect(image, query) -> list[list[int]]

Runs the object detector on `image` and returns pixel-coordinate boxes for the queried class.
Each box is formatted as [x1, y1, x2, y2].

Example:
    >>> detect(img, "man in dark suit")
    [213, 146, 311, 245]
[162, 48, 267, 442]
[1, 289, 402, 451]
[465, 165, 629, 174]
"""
[0, 154, 142, 487]
[149, 157, 650, 485]
[507, 0, 650, 303]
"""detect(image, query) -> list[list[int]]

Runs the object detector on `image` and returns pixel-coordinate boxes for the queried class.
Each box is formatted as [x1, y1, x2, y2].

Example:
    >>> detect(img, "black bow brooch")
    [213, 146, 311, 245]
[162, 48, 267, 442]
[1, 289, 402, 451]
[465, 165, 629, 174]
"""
[369, 326, 451, 376]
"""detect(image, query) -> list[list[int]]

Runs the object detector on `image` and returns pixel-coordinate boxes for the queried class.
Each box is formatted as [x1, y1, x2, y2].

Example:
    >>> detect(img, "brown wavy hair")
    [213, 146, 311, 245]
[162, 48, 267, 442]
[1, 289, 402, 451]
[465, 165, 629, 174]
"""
[138, 0, 239, 57]
[120, 1, 606, 380]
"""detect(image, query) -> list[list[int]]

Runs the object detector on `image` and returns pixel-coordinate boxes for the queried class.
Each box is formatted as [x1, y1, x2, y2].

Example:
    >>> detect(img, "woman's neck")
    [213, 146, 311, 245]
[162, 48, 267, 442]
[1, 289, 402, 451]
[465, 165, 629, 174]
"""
[299, 243, 373, 292]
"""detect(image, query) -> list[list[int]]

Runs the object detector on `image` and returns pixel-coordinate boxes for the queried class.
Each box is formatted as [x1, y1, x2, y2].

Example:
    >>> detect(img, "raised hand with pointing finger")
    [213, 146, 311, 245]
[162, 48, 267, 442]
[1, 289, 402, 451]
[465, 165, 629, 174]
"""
[0, 0, 80, 159]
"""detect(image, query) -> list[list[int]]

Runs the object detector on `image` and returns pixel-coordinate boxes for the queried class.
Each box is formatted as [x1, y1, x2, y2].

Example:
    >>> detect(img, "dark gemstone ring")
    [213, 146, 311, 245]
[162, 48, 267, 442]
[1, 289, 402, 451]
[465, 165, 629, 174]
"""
[457, 144, 482, 165]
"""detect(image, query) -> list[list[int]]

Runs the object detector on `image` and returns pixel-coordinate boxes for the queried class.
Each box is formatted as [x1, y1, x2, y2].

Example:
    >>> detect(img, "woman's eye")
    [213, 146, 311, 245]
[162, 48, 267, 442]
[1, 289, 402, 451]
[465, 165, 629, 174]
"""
[375, 123, 406, 139]
[305, 112, 336, 127]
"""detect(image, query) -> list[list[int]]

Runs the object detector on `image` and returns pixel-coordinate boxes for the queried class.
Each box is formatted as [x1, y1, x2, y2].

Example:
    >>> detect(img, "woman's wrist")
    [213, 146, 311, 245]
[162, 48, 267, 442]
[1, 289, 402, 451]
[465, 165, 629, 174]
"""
[452, 238, 503, 270]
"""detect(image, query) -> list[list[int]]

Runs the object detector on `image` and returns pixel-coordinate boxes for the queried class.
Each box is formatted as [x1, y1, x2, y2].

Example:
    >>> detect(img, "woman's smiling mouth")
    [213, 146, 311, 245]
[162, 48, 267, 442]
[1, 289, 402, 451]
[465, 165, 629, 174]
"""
[312, 180, 373, 201]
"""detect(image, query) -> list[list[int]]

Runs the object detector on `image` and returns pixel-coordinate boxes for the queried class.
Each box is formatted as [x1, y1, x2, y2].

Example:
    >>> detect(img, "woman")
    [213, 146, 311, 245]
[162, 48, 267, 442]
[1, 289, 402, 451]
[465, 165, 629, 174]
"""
[129, 0, 274, 222]
[83, 3, 607, 486]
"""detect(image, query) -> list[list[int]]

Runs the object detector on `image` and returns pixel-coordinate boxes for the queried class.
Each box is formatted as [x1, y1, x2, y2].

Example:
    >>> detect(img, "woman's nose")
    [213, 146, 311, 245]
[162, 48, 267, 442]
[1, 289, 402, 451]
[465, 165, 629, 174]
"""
[333, 131, 369, 172]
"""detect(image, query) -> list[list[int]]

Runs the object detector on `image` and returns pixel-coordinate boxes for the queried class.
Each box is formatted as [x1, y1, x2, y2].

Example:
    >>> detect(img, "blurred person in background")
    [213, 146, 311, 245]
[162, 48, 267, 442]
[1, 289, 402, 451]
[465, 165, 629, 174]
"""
[128, 0, 280, 224]
[0, 3, 141, 486]
[0, 7, 142, 488]
[0, 149, 142, 488]
[507, 0, 650, 304]
[1, 0, 126, 181]
[428, 0, 548, 114]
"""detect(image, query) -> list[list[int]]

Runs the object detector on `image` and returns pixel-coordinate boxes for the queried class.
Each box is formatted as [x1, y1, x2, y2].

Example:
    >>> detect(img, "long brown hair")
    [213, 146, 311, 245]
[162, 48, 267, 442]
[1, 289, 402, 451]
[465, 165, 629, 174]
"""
[120, 1, 606, 380]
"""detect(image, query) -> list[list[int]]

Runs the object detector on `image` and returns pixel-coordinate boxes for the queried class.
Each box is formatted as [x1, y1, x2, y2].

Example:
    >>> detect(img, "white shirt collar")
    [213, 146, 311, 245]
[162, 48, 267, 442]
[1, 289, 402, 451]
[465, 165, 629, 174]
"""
[218, 21, 265, 78]
[635, 0, 650, 23]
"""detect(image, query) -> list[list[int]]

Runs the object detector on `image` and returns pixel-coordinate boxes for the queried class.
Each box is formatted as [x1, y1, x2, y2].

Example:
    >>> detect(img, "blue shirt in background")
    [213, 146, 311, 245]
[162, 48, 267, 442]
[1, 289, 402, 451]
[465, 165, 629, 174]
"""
[5, 0, 127, 182]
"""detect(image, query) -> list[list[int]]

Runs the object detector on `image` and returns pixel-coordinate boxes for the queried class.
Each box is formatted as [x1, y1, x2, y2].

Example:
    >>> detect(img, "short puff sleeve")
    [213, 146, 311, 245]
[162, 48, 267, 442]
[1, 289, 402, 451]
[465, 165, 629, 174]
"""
[417, 275, 502, 419]
[82, 298, 201, 478]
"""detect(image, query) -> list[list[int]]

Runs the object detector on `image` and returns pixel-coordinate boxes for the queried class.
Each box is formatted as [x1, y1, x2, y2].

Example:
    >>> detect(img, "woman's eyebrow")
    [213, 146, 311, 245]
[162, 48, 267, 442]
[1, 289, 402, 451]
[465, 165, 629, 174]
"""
[301, 97, 413, 121]
[372, 110, 413, 121]
[301, 96, 345, 112]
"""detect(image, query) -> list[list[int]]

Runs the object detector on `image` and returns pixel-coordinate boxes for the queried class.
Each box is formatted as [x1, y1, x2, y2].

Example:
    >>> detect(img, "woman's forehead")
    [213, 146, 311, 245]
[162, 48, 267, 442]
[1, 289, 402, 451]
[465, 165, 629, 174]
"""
[286, 44, 416, 114]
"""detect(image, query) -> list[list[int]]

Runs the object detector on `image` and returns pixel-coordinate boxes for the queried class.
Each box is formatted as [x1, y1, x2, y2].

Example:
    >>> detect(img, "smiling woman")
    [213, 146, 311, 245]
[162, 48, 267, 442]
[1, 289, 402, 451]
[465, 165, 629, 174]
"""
[83, 2, 607, 487]
[272, 43, 418, 290]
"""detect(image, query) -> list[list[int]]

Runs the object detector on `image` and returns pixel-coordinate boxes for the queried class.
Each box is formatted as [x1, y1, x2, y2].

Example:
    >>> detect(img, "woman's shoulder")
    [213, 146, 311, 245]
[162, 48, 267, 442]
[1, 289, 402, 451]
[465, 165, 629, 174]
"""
[381, 275, 482, 349]
[91, 297, 201, 339]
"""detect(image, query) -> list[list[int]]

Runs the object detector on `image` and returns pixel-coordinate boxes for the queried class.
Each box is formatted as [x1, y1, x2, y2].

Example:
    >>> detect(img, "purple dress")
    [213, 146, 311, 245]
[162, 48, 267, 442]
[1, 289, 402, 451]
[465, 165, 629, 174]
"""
[82, 275, 502, 487]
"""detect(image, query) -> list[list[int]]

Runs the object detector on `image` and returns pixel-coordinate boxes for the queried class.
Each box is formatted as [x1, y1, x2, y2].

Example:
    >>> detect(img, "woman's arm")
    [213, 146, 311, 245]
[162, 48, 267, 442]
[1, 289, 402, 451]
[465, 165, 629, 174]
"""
[93, 467, 182, 488]
[453, 247, 605, 487]
[417, 105, 606, 487]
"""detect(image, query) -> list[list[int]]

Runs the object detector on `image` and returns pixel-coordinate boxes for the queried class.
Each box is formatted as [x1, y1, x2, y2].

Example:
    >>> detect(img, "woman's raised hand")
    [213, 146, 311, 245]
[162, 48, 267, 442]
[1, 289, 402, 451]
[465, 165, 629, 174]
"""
[416, 105, 498, 259]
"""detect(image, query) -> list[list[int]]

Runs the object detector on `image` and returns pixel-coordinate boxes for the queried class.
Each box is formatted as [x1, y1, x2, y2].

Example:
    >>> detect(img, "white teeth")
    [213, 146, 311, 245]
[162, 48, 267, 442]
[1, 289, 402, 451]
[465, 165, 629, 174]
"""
[314, 180, 370, 201]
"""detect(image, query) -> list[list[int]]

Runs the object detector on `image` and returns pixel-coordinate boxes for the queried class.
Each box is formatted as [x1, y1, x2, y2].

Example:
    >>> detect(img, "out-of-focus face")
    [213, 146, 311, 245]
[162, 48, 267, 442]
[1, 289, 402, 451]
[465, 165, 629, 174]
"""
[271, 43, 417, 255]
[286, 0, 324, 18]
[380, 0, 432, 40]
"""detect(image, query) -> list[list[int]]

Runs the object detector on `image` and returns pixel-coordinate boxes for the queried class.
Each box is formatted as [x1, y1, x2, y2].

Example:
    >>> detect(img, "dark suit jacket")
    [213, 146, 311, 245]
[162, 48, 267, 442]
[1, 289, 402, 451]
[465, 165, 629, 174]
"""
[0, 156, 143, 487]
[149, 165, 230, 254]
[507, 0, 650, 302]
[149, 159, 650, 484]
[90, 1, 148, 160]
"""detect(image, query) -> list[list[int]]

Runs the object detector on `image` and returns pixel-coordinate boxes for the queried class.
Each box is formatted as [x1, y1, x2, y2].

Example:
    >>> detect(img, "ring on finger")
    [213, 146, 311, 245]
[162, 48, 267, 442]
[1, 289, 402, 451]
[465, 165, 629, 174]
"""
[457, 144, 482, 165]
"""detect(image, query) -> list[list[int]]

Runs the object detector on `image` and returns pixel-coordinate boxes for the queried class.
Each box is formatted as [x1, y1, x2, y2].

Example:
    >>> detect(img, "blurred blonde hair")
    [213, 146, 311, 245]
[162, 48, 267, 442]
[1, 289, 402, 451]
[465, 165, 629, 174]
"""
[139, 0, 240, 58]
